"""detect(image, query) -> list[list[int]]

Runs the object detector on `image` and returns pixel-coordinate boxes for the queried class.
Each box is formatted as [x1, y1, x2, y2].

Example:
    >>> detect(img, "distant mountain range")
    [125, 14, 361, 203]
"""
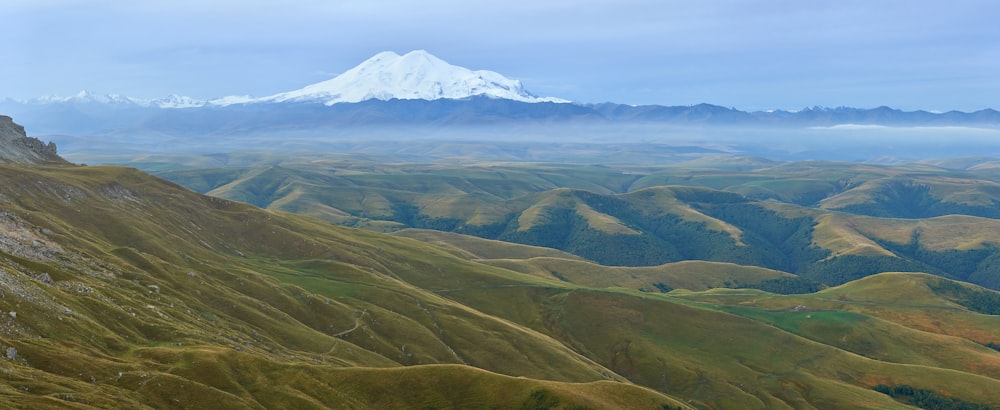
[1, 50, 998, 138]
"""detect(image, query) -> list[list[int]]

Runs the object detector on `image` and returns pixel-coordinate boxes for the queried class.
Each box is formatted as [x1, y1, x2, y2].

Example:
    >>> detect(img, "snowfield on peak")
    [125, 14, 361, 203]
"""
[252, 50, 568, 105]
[29, 91, 142, 105]
[152, 94, 209, 108]
[12, 51, 568, 108]
[13, 91, 208, 109]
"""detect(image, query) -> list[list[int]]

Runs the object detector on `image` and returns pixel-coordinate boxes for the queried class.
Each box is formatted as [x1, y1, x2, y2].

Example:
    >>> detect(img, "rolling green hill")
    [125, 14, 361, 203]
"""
[4, 162, 1000, 408]
[0, 163, 686, 408]
[150, 156, 1000, 292]
[150, 154, 1000, 219]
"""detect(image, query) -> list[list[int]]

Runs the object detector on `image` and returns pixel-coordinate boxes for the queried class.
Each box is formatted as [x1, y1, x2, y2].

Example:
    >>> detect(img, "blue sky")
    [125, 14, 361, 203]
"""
[5, 0, 998, 111]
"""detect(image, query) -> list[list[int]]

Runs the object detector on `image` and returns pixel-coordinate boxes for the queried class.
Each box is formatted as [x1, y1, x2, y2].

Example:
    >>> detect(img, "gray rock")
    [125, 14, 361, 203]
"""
[5, 347, 14, 360]
[35, 272, 53, 285]
[0, 115, 67, 164]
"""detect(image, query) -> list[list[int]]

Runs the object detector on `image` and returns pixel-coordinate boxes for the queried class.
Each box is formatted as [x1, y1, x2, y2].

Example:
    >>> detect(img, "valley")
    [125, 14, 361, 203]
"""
[144, 153, 1000, 291]
[4, 113, 1000, 407]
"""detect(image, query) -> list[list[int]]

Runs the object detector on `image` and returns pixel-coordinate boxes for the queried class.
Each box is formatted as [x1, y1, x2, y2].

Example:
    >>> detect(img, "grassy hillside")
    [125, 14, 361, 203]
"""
[153, 157, 1000, 291]
[0, 163, 689, 408]
[6, 160, 1000, 408]
[480, 258, 792, 292]
[675, 272, 1000, 378]
[439, 283, 1000, 409]
[392, 228, 586, 261]
[154, 155, 1000, 218]
[393, 229, 806, 294]
[819, 176, 1000, 218]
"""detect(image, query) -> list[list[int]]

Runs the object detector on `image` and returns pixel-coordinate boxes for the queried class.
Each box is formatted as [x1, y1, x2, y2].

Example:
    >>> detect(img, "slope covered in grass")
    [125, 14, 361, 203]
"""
[0, 163, 684, 408]
[5, 162, 1000, 408]
[155, 156, 1000, 289]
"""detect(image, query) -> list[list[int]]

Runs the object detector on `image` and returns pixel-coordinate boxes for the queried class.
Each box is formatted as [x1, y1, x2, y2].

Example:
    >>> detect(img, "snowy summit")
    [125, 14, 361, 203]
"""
[255, 50, 567, 105]
[11, 50, 568, 107]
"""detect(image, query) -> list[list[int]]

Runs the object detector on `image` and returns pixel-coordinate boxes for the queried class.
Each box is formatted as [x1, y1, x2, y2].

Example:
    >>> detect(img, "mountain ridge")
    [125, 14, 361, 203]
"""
[4, 98, 999, 143]
[4, 50, 994, 116]
[10, 90, 997, 121]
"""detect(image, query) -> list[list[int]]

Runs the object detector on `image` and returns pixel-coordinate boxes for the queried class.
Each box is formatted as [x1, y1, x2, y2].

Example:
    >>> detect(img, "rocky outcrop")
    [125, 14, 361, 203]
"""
[0, 115, 66, 164]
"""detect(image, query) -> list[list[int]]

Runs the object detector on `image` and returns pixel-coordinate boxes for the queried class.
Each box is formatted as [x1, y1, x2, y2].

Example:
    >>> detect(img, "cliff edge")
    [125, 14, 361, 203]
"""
[0, 115, 66, 164]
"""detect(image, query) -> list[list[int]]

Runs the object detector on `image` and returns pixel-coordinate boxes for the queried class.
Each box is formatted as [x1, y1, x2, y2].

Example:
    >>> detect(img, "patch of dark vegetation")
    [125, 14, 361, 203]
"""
[984, 342, 1000, 352]
[389, 203, 512, 237]
[928, 279, 1000, 315]
[520, 389, 594, 410]
[741, 182, 843, 207]
[665, 187, 747, 204]
[836, 180, 1000, 219]
[737, 276, 824, 294]
[653, 282, 673, 293]
[837, 181, 937, 219]
[454, 218, 514, 238]
[498, 209, 675, 266]
[521, 389, 560, 410]
[511, 191, 785, 267]
[876, 234, 1000, 290]
[383, 192, 782, 268]
[798, 255, 927, 287]
[379, 186, 1000, 293]
[580, 191, 763, 263]
[873, 384, 998, 410]
[549, 271, 570, 282]
[694, 202, 829, 272]
[390, 203, 461, 231]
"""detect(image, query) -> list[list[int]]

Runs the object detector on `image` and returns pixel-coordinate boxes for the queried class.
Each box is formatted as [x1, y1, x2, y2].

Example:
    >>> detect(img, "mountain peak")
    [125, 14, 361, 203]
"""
[257, 50, 568, 105]
[27, 90, 139, 105]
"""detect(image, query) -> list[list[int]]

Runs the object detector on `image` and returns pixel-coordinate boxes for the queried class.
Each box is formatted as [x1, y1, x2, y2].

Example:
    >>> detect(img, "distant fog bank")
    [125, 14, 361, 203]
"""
[52, 122, 1000, 165]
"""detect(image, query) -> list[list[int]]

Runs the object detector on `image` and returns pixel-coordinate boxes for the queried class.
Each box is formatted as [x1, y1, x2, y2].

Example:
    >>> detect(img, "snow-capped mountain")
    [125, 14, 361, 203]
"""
[10, 91, 208, 109]
[250, 50, 567, 105]
[26, 90, 144, 105]
[151, 94, 208, 108]
[13, 50, 567, 108]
